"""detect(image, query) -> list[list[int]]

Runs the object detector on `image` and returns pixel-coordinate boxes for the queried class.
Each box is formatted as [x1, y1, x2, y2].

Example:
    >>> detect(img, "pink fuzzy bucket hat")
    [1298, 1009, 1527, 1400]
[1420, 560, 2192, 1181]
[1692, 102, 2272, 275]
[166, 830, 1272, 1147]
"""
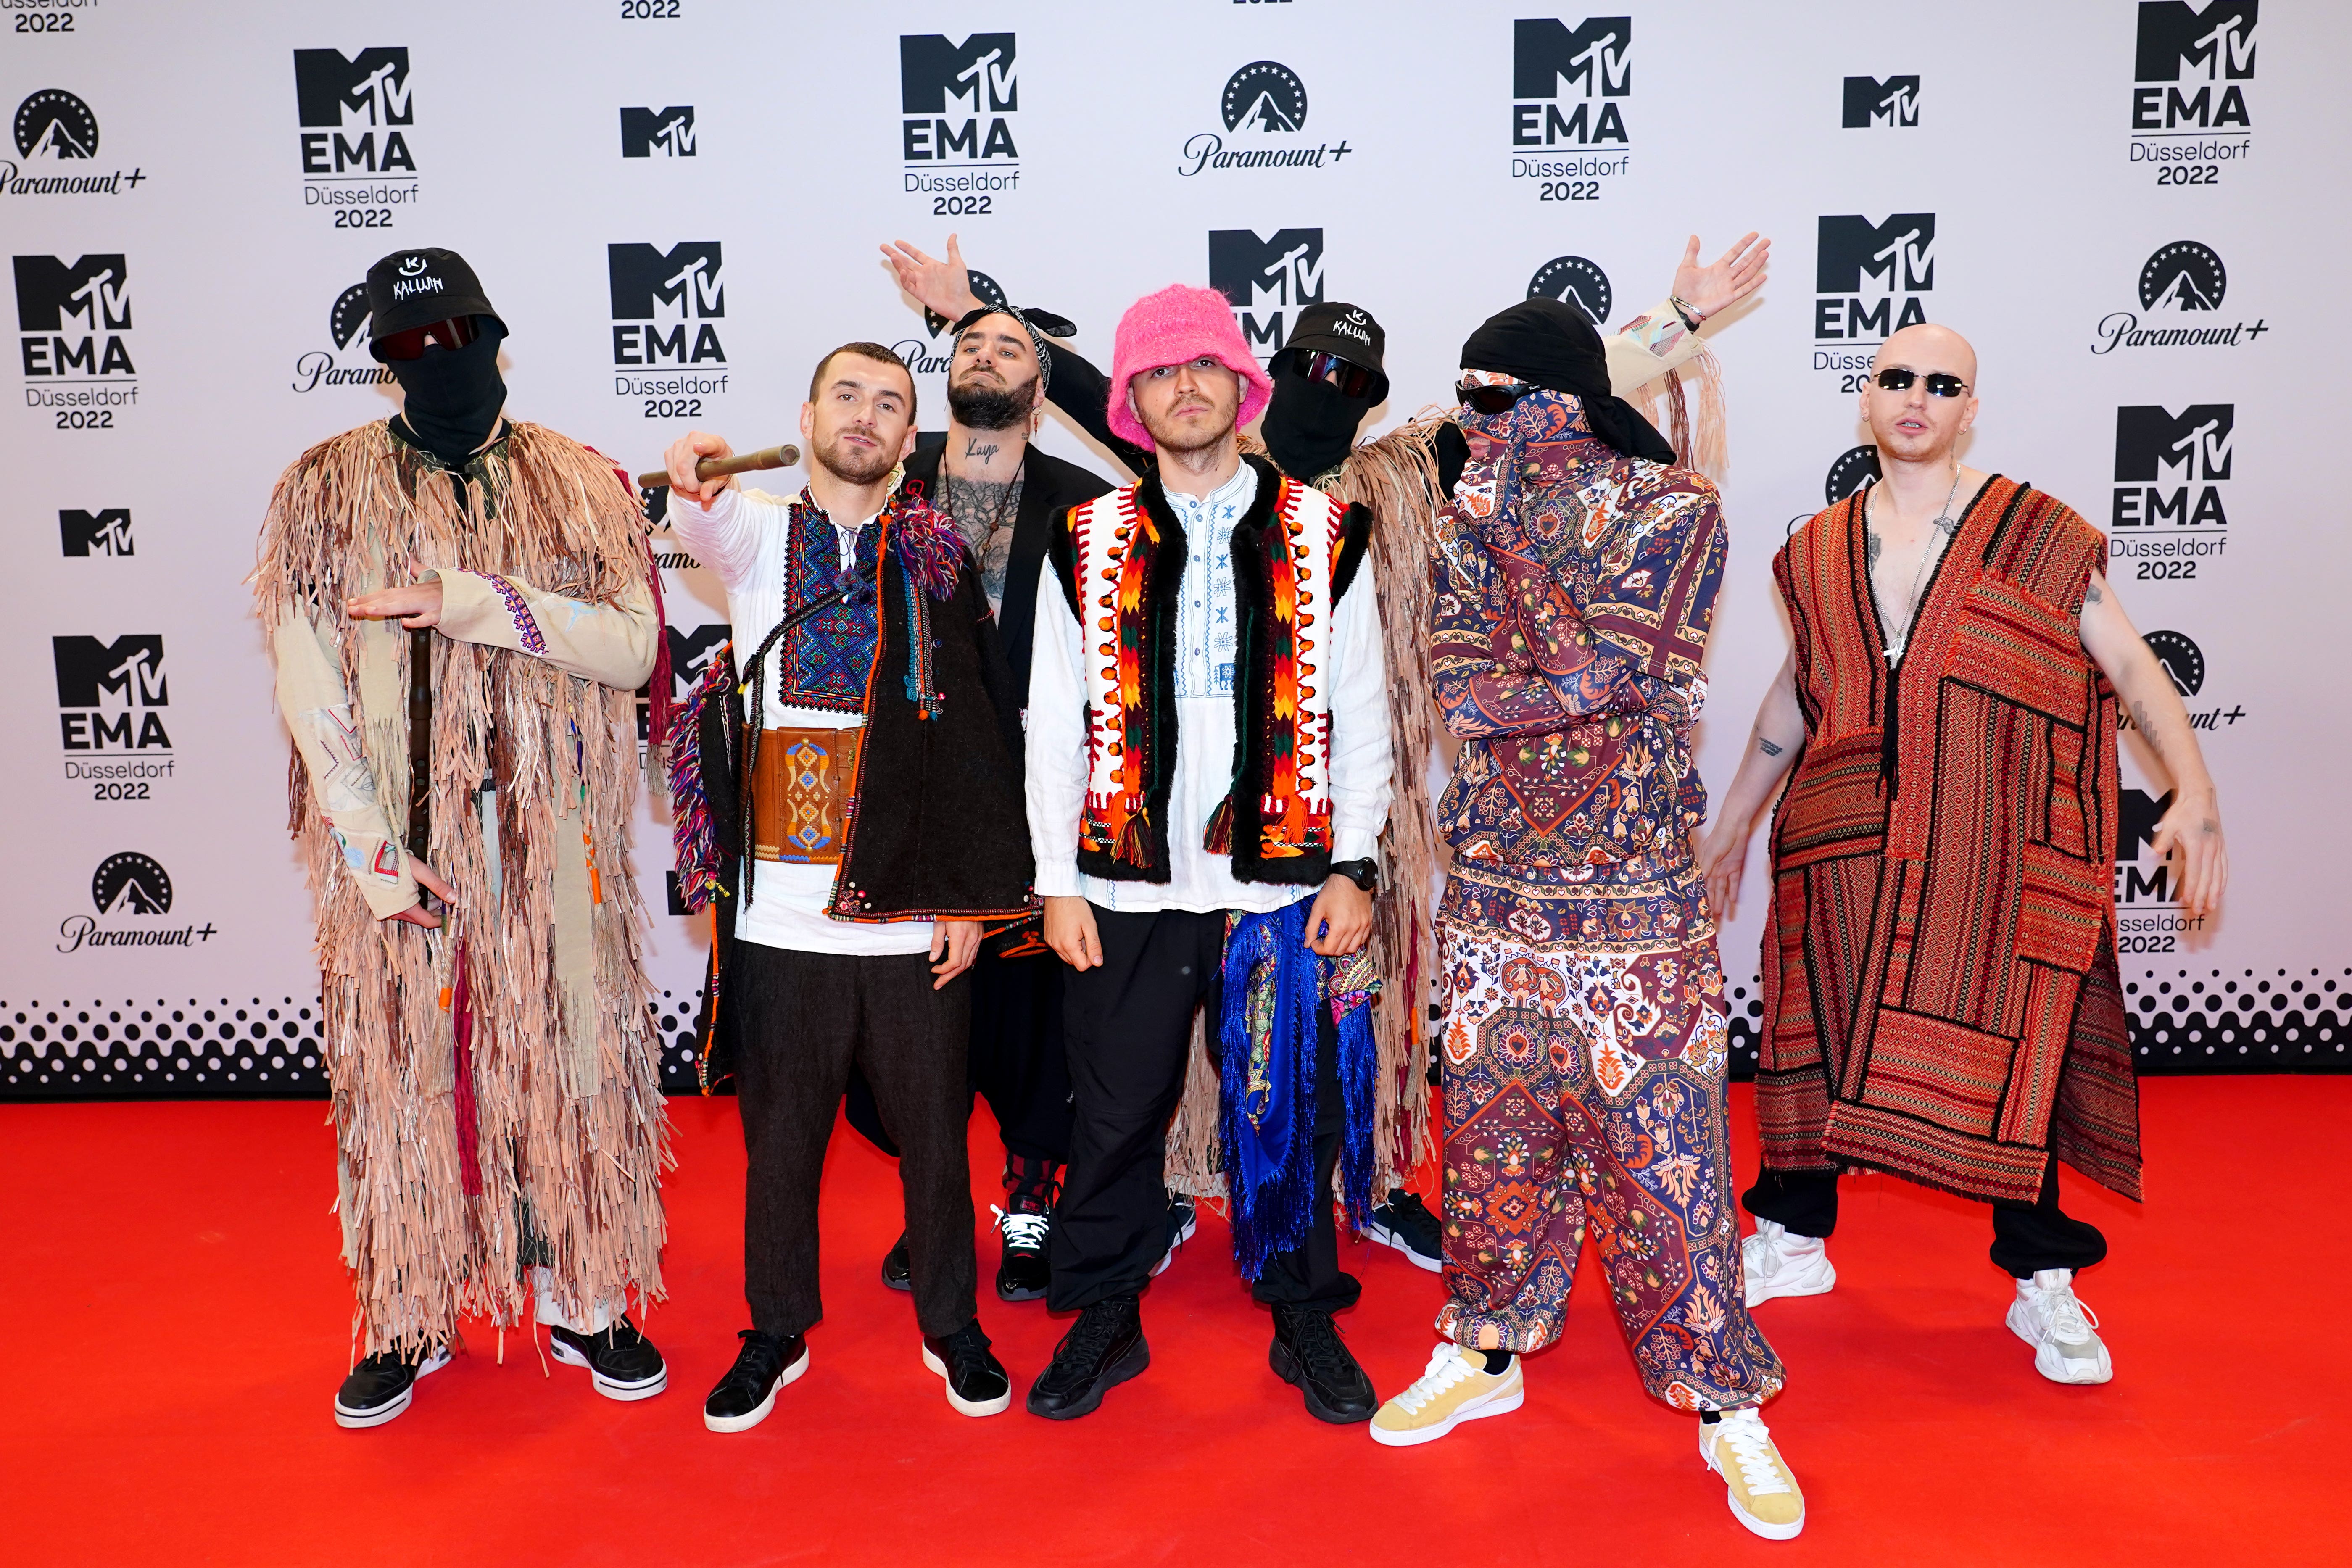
[1106, 283, 1274, 451]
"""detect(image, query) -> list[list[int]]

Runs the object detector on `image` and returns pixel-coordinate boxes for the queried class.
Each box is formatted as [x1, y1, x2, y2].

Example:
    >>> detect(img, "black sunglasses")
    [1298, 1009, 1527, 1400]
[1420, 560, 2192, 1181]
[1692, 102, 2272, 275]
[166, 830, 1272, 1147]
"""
[1290, 349, 1380, 399]
[1874, 367, 1970, 398]
[1456, 380, 1539, 415]
[377, 315, 480, 361]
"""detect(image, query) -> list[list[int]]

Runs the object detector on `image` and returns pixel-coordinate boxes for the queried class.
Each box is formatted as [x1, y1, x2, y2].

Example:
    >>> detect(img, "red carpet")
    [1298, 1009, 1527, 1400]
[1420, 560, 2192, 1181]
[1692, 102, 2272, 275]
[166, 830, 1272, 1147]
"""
[3, 1079, 2341, 1566]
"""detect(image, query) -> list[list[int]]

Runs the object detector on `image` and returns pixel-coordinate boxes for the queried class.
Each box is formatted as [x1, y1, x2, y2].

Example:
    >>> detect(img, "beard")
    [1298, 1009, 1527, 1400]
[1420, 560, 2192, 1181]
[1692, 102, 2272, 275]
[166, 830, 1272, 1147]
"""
[947, 372, 1037, 431]
[813, 428, 897, 485]
[1139, 393, 1237, 455]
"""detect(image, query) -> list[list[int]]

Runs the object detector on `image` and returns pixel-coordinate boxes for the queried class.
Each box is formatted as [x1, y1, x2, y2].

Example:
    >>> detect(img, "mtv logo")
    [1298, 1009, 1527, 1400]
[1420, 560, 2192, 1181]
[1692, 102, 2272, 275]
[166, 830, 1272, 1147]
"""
[60, 508, 133, 557]
[13, 253, 131, 332]
[292, 47, 414, 128]
[608, 243, 724, 320]
[2136, 1, 2256, 82]
[1513, 17, 1632, 98]
[665, 624, 731, 700]
[2117, 786, 2174, 861]
[2115, 405, 2234, 482]
[1816, 215, 1935, 294]
[1208, 228, 1326, 312]
[1842, 75, 1920, 127]
[53, 634, 167, 709]
[621, 106, 697, 158]
[901, 33, 1018, 114]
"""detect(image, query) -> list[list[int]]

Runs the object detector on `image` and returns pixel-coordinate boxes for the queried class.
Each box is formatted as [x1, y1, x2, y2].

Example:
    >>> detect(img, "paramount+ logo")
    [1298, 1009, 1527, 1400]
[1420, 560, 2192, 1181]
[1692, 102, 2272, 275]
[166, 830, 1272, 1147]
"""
[4, 88, 147, 197]
[55, 852, 219, 955]
[1526, 256, 1612, 325]
[1178, 61, 1353, 177]
[291, 282, 394, 394]
[902, 32, 1020, 209]
[1209, 228, 1324, 361]
[2091, 241, 2267, 354]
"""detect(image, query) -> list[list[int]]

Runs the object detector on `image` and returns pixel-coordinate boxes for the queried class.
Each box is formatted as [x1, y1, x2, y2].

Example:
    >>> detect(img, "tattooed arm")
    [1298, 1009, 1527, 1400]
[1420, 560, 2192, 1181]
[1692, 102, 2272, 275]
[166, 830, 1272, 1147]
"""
[2079, 570, 2228, 919]
[1695, 651, 1806, 921]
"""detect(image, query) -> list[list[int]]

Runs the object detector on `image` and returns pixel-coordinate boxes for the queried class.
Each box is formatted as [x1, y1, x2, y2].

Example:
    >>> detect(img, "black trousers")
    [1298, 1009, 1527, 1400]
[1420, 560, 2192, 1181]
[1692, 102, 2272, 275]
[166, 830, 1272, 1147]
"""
[1743, 1158, 2108, 1279]
[1048, 905, 1358, 1315]
[731, 941, 978, 1339]
[846, 943, 1073, 1174]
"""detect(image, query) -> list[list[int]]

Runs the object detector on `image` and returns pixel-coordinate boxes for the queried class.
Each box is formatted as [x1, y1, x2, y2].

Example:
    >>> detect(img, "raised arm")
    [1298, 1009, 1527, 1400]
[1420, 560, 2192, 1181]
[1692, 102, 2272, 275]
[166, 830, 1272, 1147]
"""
[2078, 571, 2228, 919]
[1695, 650, 1804, 921]
[1605, 232, 1769, 396]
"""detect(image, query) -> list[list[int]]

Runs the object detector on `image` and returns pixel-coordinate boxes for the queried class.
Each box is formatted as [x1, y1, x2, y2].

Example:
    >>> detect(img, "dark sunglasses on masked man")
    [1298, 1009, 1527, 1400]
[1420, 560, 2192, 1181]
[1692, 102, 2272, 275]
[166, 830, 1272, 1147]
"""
[1289, 349, 1382, 400]
[1456, 379, 1542, 415]
[1874, 366, 1970, 398]
[377, 315, 482, 361]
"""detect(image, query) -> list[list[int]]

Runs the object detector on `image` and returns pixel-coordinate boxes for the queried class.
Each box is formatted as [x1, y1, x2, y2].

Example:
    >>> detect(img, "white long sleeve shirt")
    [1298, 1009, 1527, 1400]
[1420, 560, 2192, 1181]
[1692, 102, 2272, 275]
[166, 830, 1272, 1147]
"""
[665, 483, 932, 957]
[1024, 464, 1393, 914]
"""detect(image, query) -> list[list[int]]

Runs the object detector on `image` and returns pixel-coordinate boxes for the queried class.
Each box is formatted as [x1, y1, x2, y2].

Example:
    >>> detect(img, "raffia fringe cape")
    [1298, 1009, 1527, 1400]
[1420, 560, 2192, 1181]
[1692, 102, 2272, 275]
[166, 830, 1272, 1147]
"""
[256, 422, 670, 1354]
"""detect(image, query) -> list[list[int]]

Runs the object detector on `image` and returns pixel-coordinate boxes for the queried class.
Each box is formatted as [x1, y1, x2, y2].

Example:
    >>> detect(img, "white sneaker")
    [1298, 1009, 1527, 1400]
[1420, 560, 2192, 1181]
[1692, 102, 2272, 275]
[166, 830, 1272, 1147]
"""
[1368, 1343, 1524, 1447]
[2007, 1268, 2113, 1384]
[1701, 1407, 1806, 1541]
[1741, 1220, 1835, 1308]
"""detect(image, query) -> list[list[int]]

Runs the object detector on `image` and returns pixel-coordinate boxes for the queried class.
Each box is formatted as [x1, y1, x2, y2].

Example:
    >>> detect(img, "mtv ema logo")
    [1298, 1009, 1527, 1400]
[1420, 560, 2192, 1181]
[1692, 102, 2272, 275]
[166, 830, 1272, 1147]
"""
[293, 47, 420, 221]
[56, 852, 219, 954]
[6, 88, 145, 198]
[621, 106, 696, 158]
[1842, 75, 1919, 128]
[1209, 229, 1324, 360]
[16, 253, 137, 415]
[54, 633, 169, 755]
[2092, 241, 2266, 353]
[1509, 17, 1632, 200]
[1526, 256, 1612, 325]
[2112, 788, 2198, 925]
[1811, 215, 1932, 387]
[1179, 61, 1353, 177]
[2114, 403, 2232, 528]
[610, 242, 729, 412]
[902, 33, 1020, 211]
[292, 281, 395, 394]
[2132, 2, 2254, 127]
[60, 508, 133, 557]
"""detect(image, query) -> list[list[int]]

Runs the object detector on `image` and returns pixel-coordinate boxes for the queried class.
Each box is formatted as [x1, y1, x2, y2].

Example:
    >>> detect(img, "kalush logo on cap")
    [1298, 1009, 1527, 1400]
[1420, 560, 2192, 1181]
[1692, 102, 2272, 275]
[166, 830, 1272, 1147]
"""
[390, 255, 445, 303]
[1329, 309, 1372, 347]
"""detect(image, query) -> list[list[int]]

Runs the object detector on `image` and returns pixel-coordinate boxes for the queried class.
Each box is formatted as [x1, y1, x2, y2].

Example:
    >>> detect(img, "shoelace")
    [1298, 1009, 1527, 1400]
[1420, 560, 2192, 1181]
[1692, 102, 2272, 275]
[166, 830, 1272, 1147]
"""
[1056, 1305, 1133, 1370]
[728, 1331, 783, 1390]
[1391, 1345, 1478, 1414]
[1286, 1311, 1358, 1381]
[992, 1205, 1050, 1252]
[2041, 1285, 2102, 1348]
[1715, 1411, 1793, 1497]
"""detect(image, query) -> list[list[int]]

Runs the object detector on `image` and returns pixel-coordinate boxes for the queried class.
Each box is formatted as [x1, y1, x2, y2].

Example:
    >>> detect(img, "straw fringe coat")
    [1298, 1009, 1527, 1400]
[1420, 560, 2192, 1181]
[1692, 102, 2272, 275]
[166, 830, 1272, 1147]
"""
[256, 420, 668, 1355]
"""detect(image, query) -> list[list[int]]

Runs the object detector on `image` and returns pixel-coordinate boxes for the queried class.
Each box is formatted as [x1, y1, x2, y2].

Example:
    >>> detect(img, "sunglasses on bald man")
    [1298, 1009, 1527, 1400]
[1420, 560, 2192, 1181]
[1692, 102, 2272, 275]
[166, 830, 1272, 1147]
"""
[1874, 366, 1970, 398]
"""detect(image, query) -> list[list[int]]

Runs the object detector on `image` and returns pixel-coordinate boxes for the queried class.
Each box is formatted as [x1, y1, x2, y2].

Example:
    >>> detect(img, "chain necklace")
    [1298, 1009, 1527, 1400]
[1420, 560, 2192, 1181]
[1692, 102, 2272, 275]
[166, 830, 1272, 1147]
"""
[1872, 464, 1963, 667]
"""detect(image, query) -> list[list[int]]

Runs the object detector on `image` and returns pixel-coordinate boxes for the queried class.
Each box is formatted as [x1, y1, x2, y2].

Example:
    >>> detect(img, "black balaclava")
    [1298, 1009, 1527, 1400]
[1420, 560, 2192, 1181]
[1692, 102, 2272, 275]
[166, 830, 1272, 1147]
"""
[1262, 364, 1372, 482]
[388, 319, 508, 469]
[1459, 298, 1675, 465]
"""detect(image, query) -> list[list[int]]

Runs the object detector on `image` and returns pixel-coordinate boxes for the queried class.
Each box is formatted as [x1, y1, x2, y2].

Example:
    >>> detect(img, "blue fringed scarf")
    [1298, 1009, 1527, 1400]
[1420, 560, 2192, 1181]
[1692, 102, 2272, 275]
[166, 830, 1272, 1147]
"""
[1218, 900, 1382, 1279]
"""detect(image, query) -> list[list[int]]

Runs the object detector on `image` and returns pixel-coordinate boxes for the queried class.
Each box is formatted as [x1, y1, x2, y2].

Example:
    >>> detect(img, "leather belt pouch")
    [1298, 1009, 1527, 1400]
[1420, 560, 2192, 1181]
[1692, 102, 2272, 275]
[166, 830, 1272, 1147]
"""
[751, 725, 862, 864]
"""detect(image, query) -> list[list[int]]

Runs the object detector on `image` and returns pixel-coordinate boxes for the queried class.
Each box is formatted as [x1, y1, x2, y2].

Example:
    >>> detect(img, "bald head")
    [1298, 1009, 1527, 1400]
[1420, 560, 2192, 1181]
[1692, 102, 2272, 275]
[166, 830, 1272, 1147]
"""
[1861, 322, 1979, 469]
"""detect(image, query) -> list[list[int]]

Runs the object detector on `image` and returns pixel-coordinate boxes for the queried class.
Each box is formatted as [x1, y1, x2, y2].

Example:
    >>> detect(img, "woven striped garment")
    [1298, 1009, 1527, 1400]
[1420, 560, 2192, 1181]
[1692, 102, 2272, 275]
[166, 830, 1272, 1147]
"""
[1755, 475, 2141, 1205]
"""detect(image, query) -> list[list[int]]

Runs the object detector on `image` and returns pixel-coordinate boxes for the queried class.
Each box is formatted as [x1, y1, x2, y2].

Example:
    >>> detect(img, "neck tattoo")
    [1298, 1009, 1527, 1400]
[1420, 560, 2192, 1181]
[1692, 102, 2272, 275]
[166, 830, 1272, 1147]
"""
[964, 435, 999, 466]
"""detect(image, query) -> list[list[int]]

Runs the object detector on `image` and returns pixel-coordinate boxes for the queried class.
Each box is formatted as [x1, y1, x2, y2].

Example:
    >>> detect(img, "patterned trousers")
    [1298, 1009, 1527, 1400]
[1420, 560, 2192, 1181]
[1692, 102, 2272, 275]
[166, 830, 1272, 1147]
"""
[1434, 922, 1785, 1411]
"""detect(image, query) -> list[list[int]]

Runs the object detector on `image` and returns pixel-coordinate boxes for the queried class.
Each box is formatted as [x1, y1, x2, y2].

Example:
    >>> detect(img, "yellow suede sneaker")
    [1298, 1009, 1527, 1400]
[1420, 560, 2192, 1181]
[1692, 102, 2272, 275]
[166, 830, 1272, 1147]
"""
[1368, 1343, 1523, 1447]
[1701, 1407, 1806, 1540]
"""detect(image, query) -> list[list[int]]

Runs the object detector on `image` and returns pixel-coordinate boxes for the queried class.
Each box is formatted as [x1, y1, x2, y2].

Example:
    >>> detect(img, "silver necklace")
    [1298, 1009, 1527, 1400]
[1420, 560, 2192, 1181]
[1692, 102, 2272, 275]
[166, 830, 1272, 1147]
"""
[1874, 466, 1963, 666]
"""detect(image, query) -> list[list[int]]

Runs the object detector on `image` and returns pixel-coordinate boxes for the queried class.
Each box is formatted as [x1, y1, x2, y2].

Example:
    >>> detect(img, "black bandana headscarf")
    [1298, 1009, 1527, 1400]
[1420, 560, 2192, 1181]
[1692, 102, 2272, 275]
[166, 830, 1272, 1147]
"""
[1459, 298, 1674, 466]
[949, 303, 1069, 395]
[388, 317, 508, 468]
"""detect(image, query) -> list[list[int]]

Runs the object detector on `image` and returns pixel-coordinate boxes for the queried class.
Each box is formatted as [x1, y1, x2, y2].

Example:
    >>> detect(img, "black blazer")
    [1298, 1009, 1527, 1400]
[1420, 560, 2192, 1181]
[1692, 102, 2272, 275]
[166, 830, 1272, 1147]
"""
[902, 441, 1113, 699]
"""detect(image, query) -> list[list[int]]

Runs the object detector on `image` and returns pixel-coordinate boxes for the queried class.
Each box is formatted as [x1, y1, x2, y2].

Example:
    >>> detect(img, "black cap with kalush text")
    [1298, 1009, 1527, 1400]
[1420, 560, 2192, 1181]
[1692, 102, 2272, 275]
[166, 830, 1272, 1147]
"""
[1280, 301, 1388, 403]
[364, 247, 502, 360]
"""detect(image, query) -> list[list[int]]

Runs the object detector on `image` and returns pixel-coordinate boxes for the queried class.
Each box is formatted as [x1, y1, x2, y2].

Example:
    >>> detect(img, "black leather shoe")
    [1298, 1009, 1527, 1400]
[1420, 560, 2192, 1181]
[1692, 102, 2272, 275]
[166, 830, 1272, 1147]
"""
[881, 1232, 912, 1292]
[1361, 1189, 1444, 1273]
[332, 1344, 451, 1430]
[923, 1319, 1013, 1416]
[1270, 1304, 1377, 1424]
[548, 1317, 667, 1401]
[704, 1329, 808, 1433]
[1026, 1295, 1148, 1420]
[993, 1203, 1051, 1302]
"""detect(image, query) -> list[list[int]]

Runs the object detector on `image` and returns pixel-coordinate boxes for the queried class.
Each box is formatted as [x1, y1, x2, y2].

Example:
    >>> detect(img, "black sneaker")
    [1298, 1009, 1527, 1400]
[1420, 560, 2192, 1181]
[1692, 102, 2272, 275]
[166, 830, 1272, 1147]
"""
[1150, 1194, 1198, 1278]
[332, 1344, 451, 1430]
[1026, 1295, 1149, 1420]
[1269, 1304, 1378, 1424]
[703, 1329, 809, 1434]
[992, 1202, 1052, 1302]
[881, 1232, 912, 1292]
[547, 1317, 668, 1401]
[1361, 1189, 1444, 1273]
[922, 1319, 1013, 1417]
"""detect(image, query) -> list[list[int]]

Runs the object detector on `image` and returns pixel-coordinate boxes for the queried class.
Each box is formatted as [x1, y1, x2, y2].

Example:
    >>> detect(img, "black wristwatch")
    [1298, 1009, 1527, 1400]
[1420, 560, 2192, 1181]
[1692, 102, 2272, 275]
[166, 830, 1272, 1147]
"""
[1329, 858, 1379, 896]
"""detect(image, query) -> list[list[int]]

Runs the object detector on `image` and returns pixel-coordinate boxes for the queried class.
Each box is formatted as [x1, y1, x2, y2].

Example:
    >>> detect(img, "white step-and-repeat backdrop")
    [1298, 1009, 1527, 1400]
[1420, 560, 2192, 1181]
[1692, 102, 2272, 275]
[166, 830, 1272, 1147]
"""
[3, 0, 2344, 1097]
